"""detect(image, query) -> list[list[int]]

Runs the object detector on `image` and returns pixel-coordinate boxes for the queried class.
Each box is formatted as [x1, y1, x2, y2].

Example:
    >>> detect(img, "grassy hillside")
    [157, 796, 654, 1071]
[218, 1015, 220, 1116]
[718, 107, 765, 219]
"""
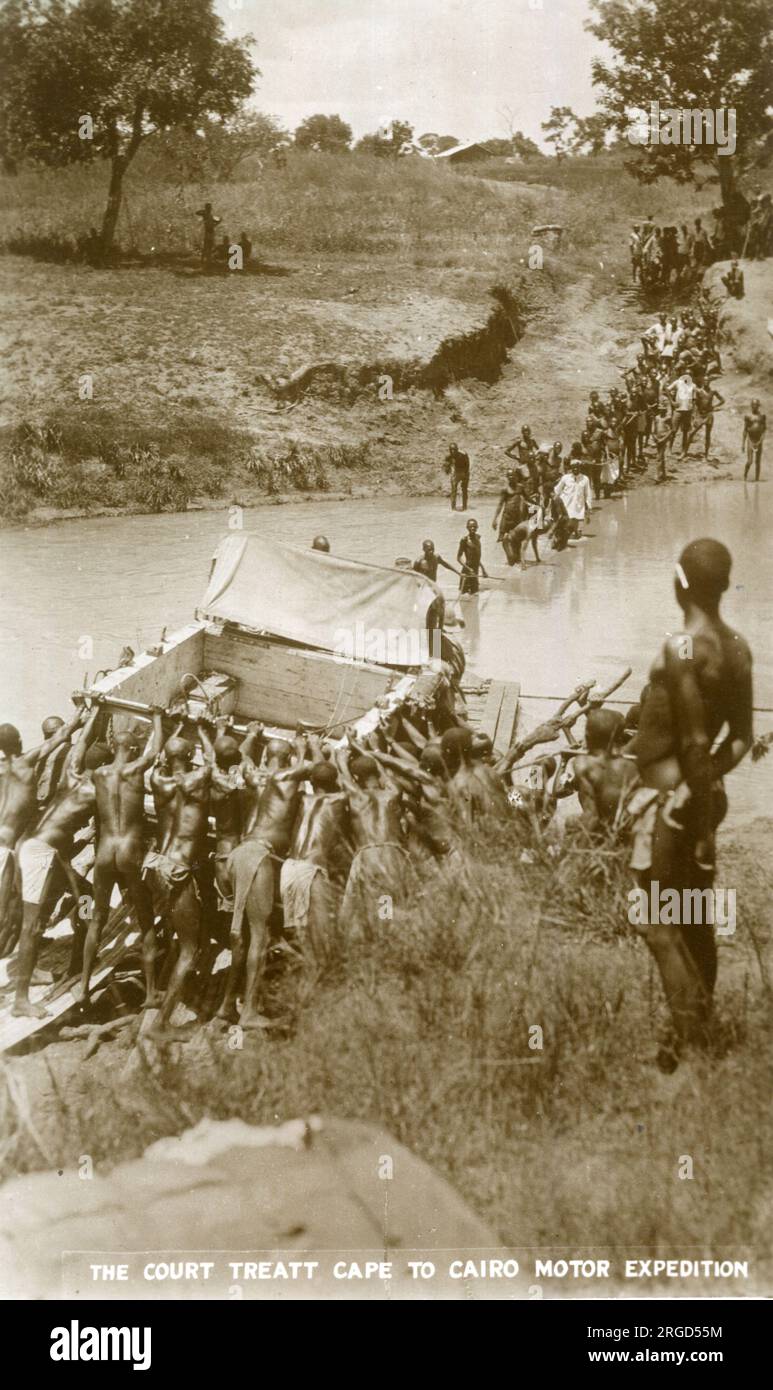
[0, 151, 726, 525]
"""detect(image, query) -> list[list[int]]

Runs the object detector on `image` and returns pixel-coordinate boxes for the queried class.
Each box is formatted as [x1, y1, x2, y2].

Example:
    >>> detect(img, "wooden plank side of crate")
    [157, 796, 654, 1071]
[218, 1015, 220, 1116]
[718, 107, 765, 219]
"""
[204, 629, 396, 729]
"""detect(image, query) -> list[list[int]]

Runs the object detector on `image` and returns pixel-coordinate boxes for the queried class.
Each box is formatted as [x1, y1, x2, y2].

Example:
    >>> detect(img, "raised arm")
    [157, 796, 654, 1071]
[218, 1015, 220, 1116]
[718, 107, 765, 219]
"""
[67, 704, 103, 778]
[240, 722, 265, 771]
[334, 746, 360, 797]
[353, 739, 432, 787]
[127, 709, 165, 776]
[22, 700, 84, 769]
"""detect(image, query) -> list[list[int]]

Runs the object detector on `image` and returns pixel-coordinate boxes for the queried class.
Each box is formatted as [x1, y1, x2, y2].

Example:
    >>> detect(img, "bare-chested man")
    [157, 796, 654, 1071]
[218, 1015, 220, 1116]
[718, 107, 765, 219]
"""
[412, 539, 461, 584]
[359, 737, 462, 870]
[197, 720, 260, 920]
[221, 732, 314, 1028]
[440, 726, 486, 824]
[568, 709, 637, 833]
[468, 733, 509, 815]
[0, 707, 83, 957]
[742, 399, 766, 481]
[687, 382, 724, 458]
[13, 704, 107, 1017]
[143, 727, 212, 1040]
[627, 539, 753, 1066]
[75, 709, 164, 1008]
[651, 401, 672, 482]
[336, 746, 411, 935]
[280, 760, 349, 972]
[35, 716, 70, 810]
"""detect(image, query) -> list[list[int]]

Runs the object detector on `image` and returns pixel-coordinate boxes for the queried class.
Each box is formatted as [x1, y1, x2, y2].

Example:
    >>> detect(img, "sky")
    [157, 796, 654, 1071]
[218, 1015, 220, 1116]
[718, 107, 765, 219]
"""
[215, 0, 604, 147]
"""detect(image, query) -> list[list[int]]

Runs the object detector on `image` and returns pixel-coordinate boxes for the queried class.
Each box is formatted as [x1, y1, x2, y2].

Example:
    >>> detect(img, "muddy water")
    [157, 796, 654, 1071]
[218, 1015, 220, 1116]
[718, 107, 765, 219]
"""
[1, 480, 770, 826]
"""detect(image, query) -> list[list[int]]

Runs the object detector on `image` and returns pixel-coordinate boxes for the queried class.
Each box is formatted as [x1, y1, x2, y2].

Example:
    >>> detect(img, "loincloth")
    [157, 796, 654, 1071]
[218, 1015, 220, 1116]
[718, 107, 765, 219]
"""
[0, 844, 20, 917]
[626, 788, 664, 872]
[142, 850, 199, 914]
[341, 842, 410, 926]
[227, 839, 281, 935]
[18, 837, 61, 906]
[212, 849, 235, 914]
[280, 858, 327, 932]
[628, 783, 726, 875]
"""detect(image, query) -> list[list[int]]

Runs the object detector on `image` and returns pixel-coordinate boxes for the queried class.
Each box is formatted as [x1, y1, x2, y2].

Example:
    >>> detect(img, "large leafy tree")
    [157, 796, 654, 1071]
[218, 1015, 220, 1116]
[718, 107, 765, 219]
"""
[294, 113, 352, 154]
[0, 0, 257, 254]
[586, 0, 773, 212]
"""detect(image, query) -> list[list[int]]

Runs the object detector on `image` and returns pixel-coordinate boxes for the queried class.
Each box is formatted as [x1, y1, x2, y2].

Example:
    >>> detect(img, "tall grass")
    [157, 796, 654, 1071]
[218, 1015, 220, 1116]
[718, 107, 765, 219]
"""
[3, 812, 771, 1263]
[0, 148, 560, 264]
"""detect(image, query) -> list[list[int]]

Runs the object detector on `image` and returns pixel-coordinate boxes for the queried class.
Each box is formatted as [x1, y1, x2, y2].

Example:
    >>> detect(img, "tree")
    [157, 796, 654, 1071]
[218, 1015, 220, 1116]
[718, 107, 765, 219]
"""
[512, 131, 542, 160]
[572, 113, 609, 156]
[294, 113, 352, 154]
[541, 106, 577, 160]
[586, 0, 773, 213]
[0, 0, 256, 256]
[356, 119, 414, 158]
[480, 138, 513, 158]
[145, 111, 287, 183]
[195, 110, 289, 181]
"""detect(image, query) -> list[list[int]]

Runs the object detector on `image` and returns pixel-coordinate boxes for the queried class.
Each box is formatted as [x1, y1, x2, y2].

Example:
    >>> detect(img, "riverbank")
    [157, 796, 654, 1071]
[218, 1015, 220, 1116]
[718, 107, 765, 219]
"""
[0, 261, 748, 530]
[1, 155, 745, 529]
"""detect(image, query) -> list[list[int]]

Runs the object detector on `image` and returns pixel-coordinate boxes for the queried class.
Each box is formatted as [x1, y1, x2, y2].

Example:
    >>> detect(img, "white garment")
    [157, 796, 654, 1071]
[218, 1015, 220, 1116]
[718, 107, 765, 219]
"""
[673, 377, 695, 410]
[280, 857, 324, 931]
[18, 837, 58, 904]
[554, 472, 592, 521]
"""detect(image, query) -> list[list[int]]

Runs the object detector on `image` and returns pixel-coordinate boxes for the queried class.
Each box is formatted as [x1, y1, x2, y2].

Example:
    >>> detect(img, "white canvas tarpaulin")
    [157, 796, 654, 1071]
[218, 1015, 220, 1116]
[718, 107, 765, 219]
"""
[199, 534, 440, 664]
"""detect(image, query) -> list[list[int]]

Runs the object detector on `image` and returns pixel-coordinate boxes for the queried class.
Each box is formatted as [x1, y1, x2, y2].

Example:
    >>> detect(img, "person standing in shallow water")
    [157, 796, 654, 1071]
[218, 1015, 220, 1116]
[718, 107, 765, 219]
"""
[627, 539, 753, 1069]
[457, 519, 487, 595]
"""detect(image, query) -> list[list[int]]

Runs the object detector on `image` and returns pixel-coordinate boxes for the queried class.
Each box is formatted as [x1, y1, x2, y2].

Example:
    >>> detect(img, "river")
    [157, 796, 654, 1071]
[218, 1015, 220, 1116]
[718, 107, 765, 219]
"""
[1, 480, 770, 826]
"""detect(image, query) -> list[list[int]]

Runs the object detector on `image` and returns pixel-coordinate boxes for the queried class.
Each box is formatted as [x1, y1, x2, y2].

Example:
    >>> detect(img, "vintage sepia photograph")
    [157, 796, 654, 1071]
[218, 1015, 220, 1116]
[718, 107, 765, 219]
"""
[0, 0, 771, 1324]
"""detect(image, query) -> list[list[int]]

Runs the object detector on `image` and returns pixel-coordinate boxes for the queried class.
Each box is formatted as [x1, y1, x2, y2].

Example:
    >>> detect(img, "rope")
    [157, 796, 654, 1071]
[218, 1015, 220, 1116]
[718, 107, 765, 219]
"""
[519, 692, 773, 713]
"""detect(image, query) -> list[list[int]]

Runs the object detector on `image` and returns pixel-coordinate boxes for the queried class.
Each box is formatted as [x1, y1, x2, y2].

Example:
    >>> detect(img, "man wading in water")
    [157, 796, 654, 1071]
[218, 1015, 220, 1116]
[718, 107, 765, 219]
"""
[627, 540, 753, 1069]
[457, 519, 488, 595]
[412, 539, 461, 584]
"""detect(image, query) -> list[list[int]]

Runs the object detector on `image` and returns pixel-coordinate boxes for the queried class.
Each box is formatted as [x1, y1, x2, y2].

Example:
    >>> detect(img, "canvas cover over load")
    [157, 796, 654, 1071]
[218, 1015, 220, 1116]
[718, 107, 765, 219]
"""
[200, 534, 440, 665]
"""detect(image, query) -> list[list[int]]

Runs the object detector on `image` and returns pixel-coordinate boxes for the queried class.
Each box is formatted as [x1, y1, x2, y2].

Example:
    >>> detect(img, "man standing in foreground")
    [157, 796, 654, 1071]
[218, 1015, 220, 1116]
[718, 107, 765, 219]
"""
[628, 539, 753, 1068]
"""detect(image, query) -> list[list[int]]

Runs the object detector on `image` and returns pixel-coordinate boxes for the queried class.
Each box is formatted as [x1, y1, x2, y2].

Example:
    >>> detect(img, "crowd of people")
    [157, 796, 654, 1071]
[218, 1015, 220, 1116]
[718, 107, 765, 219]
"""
[0, 521, 753, 1069]
[629, 194, 773, 288]
[0, 662, 512, 1042]
[434, 283, 765, 593]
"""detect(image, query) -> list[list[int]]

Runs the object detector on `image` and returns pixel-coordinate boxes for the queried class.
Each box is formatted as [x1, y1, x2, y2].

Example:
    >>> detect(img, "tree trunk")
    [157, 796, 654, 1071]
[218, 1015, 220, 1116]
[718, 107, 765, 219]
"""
[99, 155, 127, 259]
[716, 155, 748, 254]
[716, 153, 736, 211]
